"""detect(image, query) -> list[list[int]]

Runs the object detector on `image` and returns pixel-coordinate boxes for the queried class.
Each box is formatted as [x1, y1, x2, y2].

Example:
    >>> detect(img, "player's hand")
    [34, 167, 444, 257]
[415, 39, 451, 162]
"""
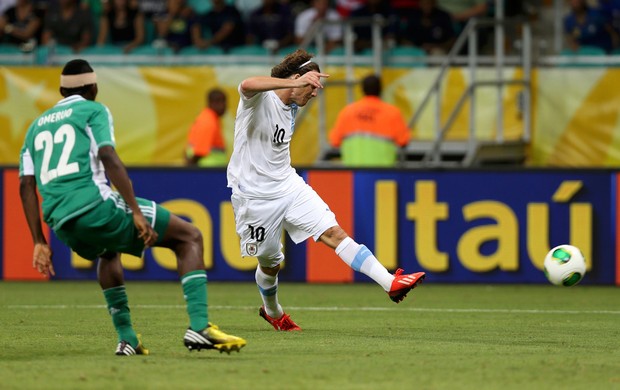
[33, 243, 55, 277]
[297, 71, 329, 89]
[133, 212, 158, 247]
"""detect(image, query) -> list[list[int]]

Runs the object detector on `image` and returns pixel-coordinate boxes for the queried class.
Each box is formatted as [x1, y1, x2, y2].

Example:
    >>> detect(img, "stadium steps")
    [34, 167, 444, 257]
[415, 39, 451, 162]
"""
[320, 140, 527, 168]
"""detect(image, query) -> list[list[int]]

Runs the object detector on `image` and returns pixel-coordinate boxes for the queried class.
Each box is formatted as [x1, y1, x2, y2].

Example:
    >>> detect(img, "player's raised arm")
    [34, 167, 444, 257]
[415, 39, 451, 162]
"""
[240, 71, 329, 99]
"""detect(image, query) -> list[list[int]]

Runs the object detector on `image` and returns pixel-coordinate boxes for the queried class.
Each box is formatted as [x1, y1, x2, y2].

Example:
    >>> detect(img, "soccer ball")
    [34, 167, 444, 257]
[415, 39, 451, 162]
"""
[543, 244, 586, 286]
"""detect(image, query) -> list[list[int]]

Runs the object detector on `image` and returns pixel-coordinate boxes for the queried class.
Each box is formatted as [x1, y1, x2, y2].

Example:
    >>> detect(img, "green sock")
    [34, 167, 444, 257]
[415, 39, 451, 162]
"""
[103, 286, 138, 347]
[181, 270, 208, 331]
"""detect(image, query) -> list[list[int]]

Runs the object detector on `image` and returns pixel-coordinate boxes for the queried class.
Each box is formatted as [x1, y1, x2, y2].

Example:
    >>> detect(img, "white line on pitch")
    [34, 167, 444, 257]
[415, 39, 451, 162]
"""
[5, 304, 620, 315]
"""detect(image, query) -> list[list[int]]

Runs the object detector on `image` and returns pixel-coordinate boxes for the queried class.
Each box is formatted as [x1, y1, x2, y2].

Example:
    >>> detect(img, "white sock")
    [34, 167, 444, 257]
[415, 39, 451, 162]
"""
[255, 266, 283, 318]
[335, 237, 395, 291]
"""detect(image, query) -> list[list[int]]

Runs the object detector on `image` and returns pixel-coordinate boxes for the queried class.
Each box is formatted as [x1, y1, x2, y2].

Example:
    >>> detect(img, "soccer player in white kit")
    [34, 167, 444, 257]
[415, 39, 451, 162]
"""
[227, 49, 426, 331]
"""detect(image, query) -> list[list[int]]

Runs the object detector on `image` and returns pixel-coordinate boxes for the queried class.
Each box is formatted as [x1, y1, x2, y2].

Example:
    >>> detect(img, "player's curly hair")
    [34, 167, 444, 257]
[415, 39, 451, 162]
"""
[271, 49, 320, 79]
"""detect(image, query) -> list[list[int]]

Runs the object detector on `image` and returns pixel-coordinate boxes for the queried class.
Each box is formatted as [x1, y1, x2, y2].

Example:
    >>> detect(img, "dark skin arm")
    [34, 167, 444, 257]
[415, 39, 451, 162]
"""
[98, 145, 158, 246]
[19, 175, 55, 277]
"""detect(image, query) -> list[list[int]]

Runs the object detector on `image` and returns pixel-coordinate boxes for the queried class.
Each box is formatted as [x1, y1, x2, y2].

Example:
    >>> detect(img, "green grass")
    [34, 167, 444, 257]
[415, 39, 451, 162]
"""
[0, 282, 619, 390]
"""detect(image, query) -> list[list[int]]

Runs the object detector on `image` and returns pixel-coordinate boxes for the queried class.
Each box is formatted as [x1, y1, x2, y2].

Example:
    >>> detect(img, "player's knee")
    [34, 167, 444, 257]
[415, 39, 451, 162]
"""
[186, 224, 202, 246]
[322, 226, 348, 241]
[258, 252, 284, 270]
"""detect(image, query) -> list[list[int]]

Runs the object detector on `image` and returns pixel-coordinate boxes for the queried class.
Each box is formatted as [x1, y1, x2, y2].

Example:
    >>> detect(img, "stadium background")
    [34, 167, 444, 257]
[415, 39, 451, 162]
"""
[1, 65, 620, 285]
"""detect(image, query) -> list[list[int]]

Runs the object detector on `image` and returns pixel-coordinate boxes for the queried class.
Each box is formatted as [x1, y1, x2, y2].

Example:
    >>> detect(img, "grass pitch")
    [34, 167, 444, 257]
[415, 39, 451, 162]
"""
[0, 282, 619, 390]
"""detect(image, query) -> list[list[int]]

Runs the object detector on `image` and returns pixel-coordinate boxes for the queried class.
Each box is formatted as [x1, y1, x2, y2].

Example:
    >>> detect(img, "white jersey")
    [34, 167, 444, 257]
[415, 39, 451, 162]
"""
[227, 86, 305, 199]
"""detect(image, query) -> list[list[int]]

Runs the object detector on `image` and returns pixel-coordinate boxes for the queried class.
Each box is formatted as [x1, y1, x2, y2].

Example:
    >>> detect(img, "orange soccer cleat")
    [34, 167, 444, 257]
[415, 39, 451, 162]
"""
[259, 306, 302, 331]
[388, 269, 426, 303]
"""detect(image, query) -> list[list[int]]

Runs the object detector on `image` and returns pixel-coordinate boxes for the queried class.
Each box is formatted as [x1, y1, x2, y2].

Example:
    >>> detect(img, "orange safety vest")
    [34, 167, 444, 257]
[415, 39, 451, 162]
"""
[329, 96, 410, 166]
[185, 108, 227, 167]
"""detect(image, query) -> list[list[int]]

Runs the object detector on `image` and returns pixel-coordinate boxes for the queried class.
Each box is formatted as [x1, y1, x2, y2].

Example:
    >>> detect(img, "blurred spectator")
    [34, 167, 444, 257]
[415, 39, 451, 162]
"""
[564, 0, 615, 53]
[329, 74, 410, 167]
[349, 0, 398, 52]
[188, 0, 210, 14]
[390, 0, 418, 13]
[295, 0, 342, 53]
[0, 0, 41, 46]
[246, 0, 294, 51]
[335, 0, 363, 17]
[82, 0, 104, 17]
[138, 0, 166, 18]
[438, 0, 488, 53]
[155, 0, 201, 52]
[97, 0, 145, 52]
[185, 88, 228, 167]
[597, 0, 620, 50]
[235, 0, 262, 18]
[400, 0, 455, 55]
[201, 0, 245, 52]
[41, 0, 94, 52]
[438, 0, 487, 31]
[0, 0, 17, 15]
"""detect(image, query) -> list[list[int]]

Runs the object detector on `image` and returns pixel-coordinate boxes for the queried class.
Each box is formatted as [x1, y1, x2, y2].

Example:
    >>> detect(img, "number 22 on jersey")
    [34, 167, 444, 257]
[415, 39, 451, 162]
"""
[34, 124, 79, 185]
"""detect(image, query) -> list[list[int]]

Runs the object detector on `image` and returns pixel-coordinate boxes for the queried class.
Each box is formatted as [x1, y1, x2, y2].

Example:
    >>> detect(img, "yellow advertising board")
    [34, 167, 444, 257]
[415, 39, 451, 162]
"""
[1, 65, 619, 167]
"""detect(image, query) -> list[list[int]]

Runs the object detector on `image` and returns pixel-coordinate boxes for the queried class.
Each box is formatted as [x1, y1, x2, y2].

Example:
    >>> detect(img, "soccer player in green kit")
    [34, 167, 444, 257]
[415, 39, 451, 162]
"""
[18, 59, 246, 356]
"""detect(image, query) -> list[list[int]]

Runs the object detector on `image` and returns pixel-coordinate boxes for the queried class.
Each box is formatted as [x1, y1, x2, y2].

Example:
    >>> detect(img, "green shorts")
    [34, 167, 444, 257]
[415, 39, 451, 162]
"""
[54, 193, 171, 261]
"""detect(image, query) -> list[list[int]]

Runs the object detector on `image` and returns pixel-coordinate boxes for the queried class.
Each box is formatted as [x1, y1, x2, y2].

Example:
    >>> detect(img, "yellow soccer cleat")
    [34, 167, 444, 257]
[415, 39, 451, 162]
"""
[115, 334, 149, 356]
[184, 323, 247, 354]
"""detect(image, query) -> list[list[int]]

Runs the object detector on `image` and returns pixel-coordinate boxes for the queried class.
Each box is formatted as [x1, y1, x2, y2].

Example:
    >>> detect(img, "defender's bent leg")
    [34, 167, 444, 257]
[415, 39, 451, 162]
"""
[98, 252, 146, 355]
[157, 214, 207, 331]
[157, 214, 246, 352]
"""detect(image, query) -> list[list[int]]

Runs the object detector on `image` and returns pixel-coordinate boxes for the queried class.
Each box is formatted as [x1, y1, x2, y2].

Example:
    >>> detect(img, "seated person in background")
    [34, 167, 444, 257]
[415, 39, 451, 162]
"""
[438, 0, 488, 52]
[97, 0, 145, 53]
[295, 0, 342, 53]
[329, 74, 410, 167]
[41, 0, 93, 53]
[200, 0, 245, 52]
[349, 0, 397, 52]
[335, 0, 363, 17]
[139, 0, 167, 17]
[400, 0, 455, 55]
[0, 0, 41, 47]
[437, 0, 487, 32]
[564, 0, 615, 53]
[0, 1, 16, 16]
[155, 0, 201, 52]
[185, 88, 228, 167]
[246, 0, 293, 52]
[600, 0, 620, 44]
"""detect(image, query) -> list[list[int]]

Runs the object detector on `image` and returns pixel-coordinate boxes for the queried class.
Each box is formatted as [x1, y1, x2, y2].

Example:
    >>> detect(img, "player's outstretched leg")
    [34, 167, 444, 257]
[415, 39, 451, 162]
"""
[329, 233, 426, 304]
[98, 252, 147, 355]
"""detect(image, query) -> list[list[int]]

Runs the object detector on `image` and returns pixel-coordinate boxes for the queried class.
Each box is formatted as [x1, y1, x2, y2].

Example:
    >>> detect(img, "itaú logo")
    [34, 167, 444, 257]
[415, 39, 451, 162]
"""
[376, 180, 593, 273]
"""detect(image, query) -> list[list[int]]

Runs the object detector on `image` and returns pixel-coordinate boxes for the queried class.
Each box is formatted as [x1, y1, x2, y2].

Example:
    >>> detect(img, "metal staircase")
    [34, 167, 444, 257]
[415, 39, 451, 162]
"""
[401, 1, 532, 168]
[314, 0, 532, 168]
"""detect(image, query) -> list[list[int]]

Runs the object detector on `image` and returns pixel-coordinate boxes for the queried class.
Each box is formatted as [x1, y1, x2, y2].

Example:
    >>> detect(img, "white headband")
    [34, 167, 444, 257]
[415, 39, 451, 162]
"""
[298, 60, 313, 69]
[60, 72, 97, 88]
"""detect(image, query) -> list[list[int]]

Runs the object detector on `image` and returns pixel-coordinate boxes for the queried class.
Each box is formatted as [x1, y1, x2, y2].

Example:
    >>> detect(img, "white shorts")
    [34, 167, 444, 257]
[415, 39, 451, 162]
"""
[231, 182, 338, 268]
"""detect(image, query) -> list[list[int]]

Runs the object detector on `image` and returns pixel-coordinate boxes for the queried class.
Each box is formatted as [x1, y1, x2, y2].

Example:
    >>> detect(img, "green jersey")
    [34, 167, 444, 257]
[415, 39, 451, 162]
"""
[19, 95, 116, 230]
